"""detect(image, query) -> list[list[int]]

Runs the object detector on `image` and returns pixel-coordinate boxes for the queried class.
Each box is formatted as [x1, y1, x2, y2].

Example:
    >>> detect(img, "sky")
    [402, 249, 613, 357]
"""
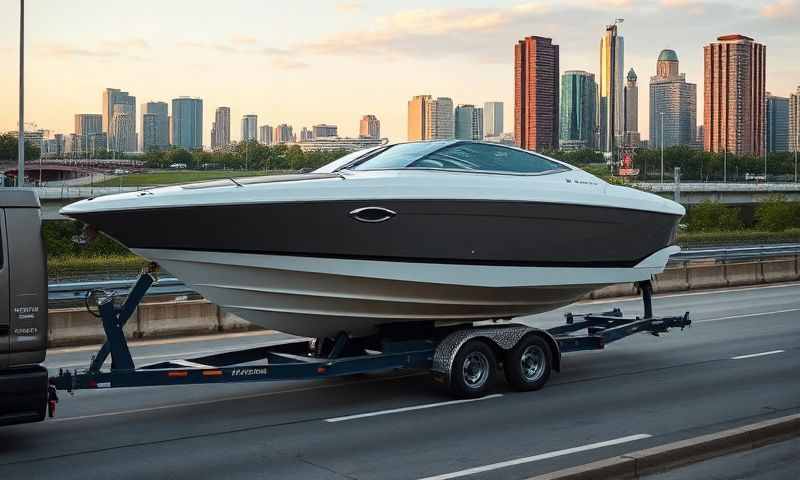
[1, 0, 798, 144]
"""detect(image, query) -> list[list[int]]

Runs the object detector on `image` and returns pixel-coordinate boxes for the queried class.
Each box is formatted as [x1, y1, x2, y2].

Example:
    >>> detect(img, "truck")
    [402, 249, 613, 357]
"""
[0, 189, 49, 426]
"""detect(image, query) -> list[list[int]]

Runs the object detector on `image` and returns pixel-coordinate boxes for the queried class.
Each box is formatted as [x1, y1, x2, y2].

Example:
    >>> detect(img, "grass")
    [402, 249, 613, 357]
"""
[93, 170, 276, 187]
[677, 228, 800, 247]
[48, 254, 148, 281]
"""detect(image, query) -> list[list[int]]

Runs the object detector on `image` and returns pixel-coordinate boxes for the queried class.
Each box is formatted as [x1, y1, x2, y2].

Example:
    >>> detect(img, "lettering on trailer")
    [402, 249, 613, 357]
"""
[231, 367, 269, 377]
[13, 305, 40, 320]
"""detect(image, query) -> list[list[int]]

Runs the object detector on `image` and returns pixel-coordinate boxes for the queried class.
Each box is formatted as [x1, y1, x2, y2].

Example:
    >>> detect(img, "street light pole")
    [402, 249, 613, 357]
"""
[660, 112, 664, 183]
[795, 129, 798, 183]
[724, 148, 727, 183]
[17, 0, 25, 187]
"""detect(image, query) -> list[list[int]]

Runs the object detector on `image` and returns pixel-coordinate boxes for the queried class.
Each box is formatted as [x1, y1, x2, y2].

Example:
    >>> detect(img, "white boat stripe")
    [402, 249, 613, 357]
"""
[731, 350, 785, 360]
[324, 394, 503, 423]
[416, 434, 652, 480]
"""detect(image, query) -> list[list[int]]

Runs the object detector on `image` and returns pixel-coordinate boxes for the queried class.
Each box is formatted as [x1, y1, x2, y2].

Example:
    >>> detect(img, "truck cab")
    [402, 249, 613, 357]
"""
[0, 189, 49, 426]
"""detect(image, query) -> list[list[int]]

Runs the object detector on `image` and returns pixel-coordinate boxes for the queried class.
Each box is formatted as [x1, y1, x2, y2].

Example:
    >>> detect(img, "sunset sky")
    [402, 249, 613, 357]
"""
[1, 0, 798, 143]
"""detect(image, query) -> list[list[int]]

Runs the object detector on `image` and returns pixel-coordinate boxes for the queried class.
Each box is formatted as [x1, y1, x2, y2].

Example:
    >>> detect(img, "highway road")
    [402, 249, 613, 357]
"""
[2, 283, 800, 479]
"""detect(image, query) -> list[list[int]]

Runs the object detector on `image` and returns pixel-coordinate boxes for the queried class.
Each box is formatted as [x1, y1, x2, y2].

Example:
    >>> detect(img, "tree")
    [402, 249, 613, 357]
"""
[755, 196, 800, 232]
[686, 201, 743, 232]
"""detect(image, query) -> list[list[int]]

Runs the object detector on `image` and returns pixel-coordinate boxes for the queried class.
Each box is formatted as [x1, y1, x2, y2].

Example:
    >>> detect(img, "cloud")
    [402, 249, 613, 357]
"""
[177, 40, 302, 69]
[760, 0, 797, 17]
[39, 39, 149, 60]
[336, 1, 362, 13]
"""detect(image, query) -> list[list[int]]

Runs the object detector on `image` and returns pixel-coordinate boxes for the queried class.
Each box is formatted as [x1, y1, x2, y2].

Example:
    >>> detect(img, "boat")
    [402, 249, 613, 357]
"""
[61, 140, 685, 339]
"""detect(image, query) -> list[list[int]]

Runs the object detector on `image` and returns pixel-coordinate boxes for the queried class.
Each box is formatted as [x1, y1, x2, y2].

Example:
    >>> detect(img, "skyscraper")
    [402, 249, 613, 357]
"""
[141, 113, 157, 152]
[212, 106, 231, 149]
[703, 34, 766, 155]
[359, 115, 381, 139]
[425, 97, 454, 140]
[407, 95, 454, 140]
[483, 102, 504, 138]
[274, 124, 293, 143]
[650, 49, 697, 149]
[623, 68, 639, 146]
[791, 86, 800, 154]
[766, 94, 790, 153]
[241, 114, 258, 142]
[299, 127, 313, 141]
[103, 88, 136, 152]
[313, 124, 338, 138]
[111, 104, 135, 153]
[74, 114, 102, 136]
[560, 71, 597, 150]
[515, 35, 559, 151]
[259, 125, 274, 145]
[141, 101, 169, 151]
[454, 105, 484, 140]
[599, 24, 624, 154]
[171, 97, 203, 150]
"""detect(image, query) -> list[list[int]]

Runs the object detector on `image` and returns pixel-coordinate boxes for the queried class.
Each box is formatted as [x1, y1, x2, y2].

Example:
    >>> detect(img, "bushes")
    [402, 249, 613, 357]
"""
[755, 196, 800, 232]
[43, 220, 131, 258]
[686, 201, 743, 232]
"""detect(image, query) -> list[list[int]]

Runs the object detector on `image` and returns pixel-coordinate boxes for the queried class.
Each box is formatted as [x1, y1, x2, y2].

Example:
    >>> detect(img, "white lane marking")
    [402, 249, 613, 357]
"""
[577, 282, 800, 306]
[732, 350, 785, 360]
[50, 373, 426, 423]
[697, 308, 800, 324]
[417, 434, 652, 480]
[324, 394, 503, 423]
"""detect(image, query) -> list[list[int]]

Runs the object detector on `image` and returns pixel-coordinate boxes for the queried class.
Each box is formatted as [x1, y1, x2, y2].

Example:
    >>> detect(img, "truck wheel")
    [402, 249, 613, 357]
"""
[449, 339, 497, 398]
[504, 335, 551, 392]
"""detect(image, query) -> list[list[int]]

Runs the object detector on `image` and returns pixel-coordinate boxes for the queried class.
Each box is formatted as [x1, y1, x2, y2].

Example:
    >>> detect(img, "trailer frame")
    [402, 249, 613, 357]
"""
[52, 271, 691, 397]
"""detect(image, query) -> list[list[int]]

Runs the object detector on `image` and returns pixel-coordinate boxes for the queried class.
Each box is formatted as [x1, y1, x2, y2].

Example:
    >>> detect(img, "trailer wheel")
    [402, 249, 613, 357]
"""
[504, 335, 551, 392]
[449, 339, 497, 398]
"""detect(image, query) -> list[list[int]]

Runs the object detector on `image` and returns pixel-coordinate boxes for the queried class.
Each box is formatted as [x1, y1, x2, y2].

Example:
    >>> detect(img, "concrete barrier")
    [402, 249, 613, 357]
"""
[527, 413, 800, 480]
[137, 300, 218, 338]
[761, 257, 799, 283]
[47, 256, 800, 347]
[652, 264, 689, 293]
[686, 262, 728, 290]
[724, 261, 763, 287]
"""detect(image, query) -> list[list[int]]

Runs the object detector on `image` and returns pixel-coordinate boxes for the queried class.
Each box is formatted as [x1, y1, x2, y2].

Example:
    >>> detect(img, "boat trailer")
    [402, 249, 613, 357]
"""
[52, 269, 691, 398]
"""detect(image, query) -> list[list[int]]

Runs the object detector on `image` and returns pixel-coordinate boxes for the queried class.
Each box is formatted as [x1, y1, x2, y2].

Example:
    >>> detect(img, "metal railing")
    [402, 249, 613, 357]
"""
[47, 244, 800, 305]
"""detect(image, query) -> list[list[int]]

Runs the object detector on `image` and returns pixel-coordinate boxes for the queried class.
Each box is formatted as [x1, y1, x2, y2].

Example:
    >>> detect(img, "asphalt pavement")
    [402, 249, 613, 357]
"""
[2, 282, 799, 479]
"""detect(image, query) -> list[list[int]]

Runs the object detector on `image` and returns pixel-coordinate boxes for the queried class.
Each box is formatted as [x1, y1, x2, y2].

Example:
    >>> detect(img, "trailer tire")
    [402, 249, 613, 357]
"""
[449, 339, 497, 398]
[504, 335, 551, 392]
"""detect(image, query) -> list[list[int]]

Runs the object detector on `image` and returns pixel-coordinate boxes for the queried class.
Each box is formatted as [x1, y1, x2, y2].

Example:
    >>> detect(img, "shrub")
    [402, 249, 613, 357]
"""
[43, 220, 131, 258]
[755, 195, 800, 232]
[686, 201, 742, 232]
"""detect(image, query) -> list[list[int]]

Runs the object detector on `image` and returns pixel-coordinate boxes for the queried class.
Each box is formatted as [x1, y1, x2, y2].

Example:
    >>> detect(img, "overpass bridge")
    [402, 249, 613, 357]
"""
[632, 182, 800, 205]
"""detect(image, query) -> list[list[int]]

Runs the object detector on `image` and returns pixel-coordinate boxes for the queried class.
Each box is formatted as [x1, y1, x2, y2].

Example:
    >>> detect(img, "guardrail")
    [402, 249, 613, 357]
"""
[47, 244, 800, 305]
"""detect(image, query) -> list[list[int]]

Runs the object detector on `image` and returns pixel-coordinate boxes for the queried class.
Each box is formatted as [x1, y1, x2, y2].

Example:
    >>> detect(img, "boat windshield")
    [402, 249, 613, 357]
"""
[347, 141, 569, 175]
[344, 141, 453, 171]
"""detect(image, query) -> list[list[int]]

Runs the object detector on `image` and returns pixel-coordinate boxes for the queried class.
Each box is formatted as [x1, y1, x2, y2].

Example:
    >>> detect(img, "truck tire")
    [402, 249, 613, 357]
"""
[504, 335, 551, 392]
[449, 339, 497, 398]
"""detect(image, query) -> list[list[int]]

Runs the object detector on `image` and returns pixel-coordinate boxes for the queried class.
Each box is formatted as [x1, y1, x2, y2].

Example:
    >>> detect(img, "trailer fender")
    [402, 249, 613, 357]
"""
[431, 325, 561, 381]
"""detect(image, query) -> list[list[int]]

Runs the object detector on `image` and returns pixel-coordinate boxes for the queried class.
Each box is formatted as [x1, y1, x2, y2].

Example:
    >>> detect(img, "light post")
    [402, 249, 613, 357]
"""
[723, 148, 727, 183]
[660, 112, 664, 183]
[763, 131, 767, 183]
[795, 129, 798, 183]
[17, 0, 25, 187]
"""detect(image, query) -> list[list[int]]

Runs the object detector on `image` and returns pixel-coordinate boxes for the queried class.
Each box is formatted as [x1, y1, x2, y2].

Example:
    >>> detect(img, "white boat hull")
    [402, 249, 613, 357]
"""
[133, 246, 679, 338]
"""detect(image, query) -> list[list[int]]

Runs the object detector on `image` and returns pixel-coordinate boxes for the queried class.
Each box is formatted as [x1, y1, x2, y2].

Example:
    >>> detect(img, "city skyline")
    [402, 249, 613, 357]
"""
[2, 1, 798, 145]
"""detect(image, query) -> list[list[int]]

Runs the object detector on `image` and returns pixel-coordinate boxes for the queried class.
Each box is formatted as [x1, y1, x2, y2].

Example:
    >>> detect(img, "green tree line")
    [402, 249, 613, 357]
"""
[141, 142, 347, 171]
[544, 146, 800, 182]
[0, 133, 41, 161]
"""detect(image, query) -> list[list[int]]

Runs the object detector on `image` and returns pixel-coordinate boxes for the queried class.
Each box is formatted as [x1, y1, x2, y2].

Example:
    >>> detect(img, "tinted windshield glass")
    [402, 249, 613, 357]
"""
[409, 143, 567, 174]
[347, 141, 452, 171]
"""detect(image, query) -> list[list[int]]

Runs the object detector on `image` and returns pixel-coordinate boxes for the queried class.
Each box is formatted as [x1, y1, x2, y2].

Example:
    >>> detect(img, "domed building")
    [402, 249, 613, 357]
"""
[649, 49, 697, 149]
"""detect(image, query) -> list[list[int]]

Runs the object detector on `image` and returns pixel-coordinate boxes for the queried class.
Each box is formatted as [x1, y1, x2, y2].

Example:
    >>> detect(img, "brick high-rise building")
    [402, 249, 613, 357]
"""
[514, 36, 559, 151]
[790, 86, 800, 154]
[703, 34, 766, 156]
[359, 115, 380, 139]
